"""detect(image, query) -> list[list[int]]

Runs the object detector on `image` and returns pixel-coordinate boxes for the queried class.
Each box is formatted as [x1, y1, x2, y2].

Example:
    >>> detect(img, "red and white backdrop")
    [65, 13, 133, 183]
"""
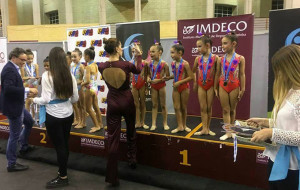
[67, 25, 111, 115]
[178, 14, 254, 119]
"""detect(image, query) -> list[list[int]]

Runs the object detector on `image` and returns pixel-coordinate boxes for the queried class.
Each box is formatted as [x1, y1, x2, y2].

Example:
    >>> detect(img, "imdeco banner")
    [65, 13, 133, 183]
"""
[178, 14, 254, 119]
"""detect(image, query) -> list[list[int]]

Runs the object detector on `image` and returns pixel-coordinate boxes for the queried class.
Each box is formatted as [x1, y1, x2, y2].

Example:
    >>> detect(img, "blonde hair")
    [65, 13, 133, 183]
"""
[271, 44, 300, 119]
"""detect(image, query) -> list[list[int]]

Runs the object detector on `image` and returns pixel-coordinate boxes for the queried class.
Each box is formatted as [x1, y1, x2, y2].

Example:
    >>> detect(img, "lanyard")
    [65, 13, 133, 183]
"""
[72, 63, 80, 76]
[223, 52, 236, 81]
[132, 60, 139, 82]
[26, 63, 34, 77]
[201, 53, 212, 82]
[151, 59, 162, 80]
[173, 58, 183, 82]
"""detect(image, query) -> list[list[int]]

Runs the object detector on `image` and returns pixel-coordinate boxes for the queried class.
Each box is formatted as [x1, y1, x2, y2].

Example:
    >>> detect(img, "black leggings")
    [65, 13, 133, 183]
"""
[268, 159, 299, 190]
[45, 113, 74, 177]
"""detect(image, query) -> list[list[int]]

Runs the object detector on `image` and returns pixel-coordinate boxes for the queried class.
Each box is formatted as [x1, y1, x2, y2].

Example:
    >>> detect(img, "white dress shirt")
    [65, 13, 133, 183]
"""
[33, 71, 79, 118]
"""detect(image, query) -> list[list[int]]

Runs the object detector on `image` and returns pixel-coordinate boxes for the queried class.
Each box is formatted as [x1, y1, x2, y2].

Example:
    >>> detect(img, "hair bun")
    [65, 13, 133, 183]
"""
[154, 42, 161, 46]
[103, 38, 108, 44]
[89, 46, 95, 51]
[229, 31, 236, 35]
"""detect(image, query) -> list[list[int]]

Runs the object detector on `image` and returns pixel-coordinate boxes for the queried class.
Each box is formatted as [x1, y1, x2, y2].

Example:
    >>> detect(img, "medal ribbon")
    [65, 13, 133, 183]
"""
[201, 53, 212, 83]
[132, 60, 139, 83]
[223, 52, 236, 82]
[151, 59, 162, 80]
[173, 58, 183, 82]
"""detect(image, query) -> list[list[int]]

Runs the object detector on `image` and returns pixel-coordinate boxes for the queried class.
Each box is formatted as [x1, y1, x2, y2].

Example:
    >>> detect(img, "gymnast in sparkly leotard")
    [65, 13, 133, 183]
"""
[215, 31, 246, 141]
[147, 42, 170, 131]
[166, 41, 193, 134]
[192, 35, 219, 136]
[98, 38, 142, 186]
[130, 41, 149, 130]
[71, 48, 85, 129]
[81, 46, 103, 133]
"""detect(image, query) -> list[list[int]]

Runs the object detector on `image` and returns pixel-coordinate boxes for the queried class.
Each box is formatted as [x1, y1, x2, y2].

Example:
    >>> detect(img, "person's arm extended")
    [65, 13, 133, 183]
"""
[33, 73, 52, 105]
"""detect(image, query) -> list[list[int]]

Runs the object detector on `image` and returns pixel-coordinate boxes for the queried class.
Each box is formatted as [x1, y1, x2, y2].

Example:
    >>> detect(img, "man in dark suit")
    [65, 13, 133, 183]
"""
[0, 48, 38, 172]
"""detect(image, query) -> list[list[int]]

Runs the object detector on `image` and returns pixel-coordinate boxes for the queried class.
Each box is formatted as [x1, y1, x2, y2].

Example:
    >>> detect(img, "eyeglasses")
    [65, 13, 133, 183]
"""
[18, 57, 27, 62]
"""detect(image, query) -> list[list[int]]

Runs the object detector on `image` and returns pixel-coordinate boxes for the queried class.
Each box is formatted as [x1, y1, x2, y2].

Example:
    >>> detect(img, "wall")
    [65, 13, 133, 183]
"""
[13, 0, 273, 26]
[250, 32, 268, 117]
[8, 0, 18, 25]
[214, 0, 238, 5]
[160, 21, 177, 38]
[213, 0, 246, 17]
[72, 0, 99, 24]
[42, 0, 66, 24]
[176, 0, 206, 20]
[252, 0, 261, 17]
[7, 21, 177, 42]
[106, 1, 135, 23]
[260, 0, 272, 18]
[7, 23, 99, 42]
[16, 0, 33, 25]
[237, 0, 245, 15]
[141, 0, 170, 21]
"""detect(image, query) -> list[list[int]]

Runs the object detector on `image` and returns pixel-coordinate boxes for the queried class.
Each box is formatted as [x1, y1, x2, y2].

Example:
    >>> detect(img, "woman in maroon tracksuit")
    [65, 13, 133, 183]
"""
[98, 38, 142, 186]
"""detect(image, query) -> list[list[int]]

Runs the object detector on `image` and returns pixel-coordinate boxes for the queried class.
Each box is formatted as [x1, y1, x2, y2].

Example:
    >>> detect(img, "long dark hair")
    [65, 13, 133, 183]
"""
[49, 47, 73, 99]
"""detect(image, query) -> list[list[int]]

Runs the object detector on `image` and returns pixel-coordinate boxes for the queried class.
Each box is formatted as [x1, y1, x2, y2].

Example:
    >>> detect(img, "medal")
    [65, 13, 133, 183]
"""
[172, 58, 183, 83]
[200, 53, 212, 87]
[224, 80, 228, 86]
[151, 59, 162, 80]
[222, 53, 236, 87]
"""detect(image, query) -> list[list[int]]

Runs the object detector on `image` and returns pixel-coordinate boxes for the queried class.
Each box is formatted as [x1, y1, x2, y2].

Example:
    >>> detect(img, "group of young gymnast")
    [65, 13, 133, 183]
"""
[129, 31, 245, 141]
[22, 31, 245, 141]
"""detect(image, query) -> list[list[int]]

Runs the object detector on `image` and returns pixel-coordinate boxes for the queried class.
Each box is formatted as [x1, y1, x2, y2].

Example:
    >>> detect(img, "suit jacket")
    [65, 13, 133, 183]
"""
[0, 61, 25, 118]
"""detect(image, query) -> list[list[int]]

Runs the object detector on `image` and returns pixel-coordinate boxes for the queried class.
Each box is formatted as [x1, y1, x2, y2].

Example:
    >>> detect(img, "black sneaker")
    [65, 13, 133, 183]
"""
[19, 145, 35, 156]
[46, 176, 69, 189]
[7, 163, 29, 172]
